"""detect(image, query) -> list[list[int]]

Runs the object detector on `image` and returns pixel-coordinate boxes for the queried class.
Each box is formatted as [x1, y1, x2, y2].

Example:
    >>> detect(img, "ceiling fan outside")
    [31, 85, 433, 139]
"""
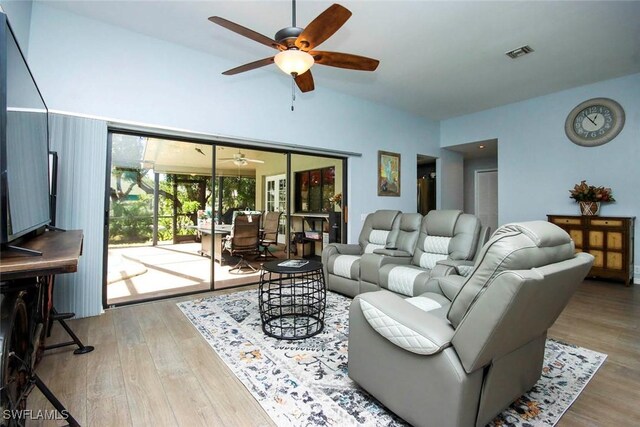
[208, 1, 379, 93]
[218, 152, 265, 167]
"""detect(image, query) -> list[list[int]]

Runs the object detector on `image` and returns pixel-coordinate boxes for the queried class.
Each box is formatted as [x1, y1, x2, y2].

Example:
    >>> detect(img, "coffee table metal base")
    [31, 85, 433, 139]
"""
[259, 261, 326, 340]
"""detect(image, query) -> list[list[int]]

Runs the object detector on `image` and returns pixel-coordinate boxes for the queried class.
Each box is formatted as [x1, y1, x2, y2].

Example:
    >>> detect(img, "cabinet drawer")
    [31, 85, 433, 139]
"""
[606, 252, 623, 270]
[591, 219, 623, 227]
[607, 232, 623, 250]
[589, 250, 604, 268]
[569, 230, 583, 247]
[589, 231, 603, 248]
[552, 217, 582, 225]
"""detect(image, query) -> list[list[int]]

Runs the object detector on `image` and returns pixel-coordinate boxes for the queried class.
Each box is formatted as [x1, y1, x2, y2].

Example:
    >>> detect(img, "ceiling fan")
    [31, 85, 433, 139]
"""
[218, 152, 265, 167]
[208, 1, 379, 93]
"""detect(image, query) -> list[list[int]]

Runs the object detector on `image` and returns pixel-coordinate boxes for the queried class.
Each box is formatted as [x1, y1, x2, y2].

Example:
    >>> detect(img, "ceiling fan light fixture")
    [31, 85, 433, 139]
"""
[274, 49, 314, 76]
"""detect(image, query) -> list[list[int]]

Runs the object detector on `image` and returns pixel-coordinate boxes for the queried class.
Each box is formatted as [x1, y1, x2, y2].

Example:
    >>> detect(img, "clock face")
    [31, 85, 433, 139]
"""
[565, 98, 625, 147]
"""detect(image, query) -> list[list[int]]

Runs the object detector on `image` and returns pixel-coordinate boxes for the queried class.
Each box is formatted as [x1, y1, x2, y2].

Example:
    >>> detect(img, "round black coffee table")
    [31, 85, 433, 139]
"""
[258, 259, 326, 340]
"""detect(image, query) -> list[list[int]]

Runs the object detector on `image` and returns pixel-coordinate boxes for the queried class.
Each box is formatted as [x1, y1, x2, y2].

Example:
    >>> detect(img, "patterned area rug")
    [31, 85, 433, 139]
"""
[178, 290, 606, 426]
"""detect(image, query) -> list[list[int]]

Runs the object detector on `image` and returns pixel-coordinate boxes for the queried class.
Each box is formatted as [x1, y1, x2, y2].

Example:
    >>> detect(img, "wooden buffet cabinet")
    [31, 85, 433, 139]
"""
[547, 215, 635, 285]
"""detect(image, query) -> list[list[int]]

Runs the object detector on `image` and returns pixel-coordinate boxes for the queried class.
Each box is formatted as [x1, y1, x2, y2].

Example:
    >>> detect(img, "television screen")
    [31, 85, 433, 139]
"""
[0, 14, 50, 244]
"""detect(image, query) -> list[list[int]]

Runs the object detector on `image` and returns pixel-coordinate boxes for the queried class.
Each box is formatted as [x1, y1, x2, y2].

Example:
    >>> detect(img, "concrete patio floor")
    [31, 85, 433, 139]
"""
[107, 242, 286, 305]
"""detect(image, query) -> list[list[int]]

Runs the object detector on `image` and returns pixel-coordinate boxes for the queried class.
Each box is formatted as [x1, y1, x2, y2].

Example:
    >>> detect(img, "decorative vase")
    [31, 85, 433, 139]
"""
[579, 201, 600, 216]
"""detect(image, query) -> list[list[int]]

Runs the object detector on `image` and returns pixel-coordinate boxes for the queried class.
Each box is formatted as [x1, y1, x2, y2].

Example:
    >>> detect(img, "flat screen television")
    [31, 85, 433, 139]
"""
[0, 12, 51, 248]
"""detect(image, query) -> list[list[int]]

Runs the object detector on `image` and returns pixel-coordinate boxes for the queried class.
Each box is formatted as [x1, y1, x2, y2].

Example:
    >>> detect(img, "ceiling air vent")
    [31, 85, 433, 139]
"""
[505, 45, 534, 59]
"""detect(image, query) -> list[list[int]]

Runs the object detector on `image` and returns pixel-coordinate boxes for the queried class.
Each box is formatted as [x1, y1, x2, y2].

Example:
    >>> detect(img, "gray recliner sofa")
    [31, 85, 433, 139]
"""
[360, 210, 482, 297]
[348, 221, 594, 427]
[322, 210, 401, 297]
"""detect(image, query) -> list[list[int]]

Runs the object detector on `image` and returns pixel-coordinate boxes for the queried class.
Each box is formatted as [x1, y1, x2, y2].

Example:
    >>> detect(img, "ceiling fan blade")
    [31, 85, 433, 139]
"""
[295, 4, 352, 51]
[295, 70, 315, 93]
[311, 51, 380, 71]
[208, 16, 286, 51]
[246, 159, 265, 164]
[222, 57, 275, 75]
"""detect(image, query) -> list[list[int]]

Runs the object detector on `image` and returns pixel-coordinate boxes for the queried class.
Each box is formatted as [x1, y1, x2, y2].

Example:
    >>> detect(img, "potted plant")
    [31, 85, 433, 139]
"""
[569, 180, 615, 216]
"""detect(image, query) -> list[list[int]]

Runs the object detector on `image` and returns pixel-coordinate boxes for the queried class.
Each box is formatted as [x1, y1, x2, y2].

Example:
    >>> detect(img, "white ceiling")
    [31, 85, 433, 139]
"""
[40, 1, 640, 120]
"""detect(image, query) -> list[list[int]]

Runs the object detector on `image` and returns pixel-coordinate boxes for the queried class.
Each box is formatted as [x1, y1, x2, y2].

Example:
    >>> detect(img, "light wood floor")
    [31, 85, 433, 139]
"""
[26, 280, 639, 426]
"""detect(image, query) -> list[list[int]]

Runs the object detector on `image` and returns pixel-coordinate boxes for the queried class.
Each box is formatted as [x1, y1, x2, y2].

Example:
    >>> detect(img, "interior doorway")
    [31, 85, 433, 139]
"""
[475, 169, 498, 234]
[445, 138, 498, 233]
[417, 155, 437, 214]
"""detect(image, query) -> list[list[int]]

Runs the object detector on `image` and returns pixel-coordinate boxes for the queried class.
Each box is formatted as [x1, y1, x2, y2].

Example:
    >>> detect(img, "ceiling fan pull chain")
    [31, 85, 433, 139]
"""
[291, 75, 296, 111]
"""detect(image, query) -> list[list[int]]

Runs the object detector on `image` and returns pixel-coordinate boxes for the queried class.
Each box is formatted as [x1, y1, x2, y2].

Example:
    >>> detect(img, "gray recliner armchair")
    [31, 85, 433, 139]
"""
[322, 210, 401, 297]
[348, 221, 594, 427]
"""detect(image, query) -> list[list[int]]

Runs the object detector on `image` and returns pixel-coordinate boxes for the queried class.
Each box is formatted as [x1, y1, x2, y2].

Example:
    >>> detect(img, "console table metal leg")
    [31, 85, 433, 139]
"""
[44, 307, 94, 355]
[32, 372, 81, 427]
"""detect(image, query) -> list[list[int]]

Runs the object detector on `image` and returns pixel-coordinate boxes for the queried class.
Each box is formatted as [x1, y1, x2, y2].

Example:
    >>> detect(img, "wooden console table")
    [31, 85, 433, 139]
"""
[548, 215, 635, 285]
[1, 229, 84, 280]
[1, 229, 89, 427]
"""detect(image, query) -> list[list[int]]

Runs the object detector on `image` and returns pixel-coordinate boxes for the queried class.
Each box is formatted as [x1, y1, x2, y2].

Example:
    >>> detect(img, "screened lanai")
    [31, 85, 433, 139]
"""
[105, 133, 345, 306]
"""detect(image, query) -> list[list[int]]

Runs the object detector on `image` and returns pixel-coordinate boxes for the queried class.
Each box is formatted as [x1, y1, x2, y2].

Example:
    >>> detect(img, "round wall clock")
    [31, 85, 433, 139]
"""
[565, 97, 625, 147]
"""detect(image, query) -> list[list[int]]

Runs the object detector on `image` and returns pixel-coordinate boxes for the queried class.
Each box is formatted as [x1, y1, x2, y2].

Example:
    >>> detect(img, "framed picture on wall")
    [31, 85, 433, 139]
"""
[378, 150, 401, 197]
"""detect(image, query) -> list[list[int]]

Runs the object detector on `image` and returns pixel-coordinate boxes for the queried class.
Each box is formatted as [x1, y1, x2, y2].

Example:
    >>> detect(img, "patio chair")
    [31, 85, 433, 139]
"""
[223, 211, 262, 273]
[259, 211, 282, 259]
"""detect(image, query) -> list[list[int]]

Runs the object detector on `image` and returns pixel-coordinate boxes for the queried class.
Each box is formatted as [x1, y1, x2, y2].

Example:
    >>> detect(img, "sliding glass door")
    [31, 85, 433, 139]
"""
[106, 134, 213, 305]
[104, 132, 347, 306]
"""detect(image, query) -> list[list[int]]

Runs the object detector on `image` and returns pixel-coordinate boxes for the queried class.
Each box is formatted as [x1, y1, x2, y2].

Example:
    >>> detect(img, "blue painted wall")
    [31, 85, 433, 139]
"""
[3, 2, 638, 281]
[19, 3, 449, 242]
[442, 73, 640, 274]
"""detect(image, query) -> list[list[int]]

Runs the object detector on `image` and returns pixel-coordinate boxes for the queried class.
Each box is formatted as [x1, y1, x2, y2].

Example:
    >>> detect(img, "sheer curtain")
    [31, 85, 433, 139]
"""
[49, 113, 107, 318]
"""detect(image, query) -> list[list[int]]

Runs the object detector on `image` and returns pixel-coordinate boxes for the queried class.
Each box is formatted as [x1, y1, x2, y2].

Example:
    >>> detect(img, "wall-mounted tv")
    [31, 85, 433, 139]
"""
[0, 12, 51, 247]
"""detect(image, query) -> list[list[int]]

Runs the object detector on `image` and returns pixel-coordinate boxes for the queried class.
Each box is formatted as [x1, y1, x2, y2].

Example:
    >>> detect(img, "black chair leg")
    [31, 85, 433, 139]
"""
[258, 243, 277, 259]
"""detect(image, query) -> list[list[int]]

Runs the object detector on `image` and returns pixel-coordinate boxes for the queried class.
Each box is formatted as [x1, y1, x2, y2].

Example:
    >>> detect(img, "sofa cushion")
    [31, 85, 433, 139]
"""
[357, 291, 454, 355]
[406, 292, 450, 312]
[449, 214, 482, 260]
[331, 254, 361, 280]
[380, 264, 431, 297]
[394, 213, 423, 255]
[358, 210, 401, 253]
[418, 236, 451, 268]
[423, 209, 461, 236]
[411, 210, 461, 266]
[364, 229, 390, 253]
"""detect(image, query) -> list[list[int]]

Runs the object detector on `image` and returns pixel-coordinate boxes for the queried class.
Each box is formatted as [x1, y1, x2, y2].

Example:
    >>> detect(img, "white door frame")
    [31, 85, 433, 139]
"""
[265, 173, 287, 242]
